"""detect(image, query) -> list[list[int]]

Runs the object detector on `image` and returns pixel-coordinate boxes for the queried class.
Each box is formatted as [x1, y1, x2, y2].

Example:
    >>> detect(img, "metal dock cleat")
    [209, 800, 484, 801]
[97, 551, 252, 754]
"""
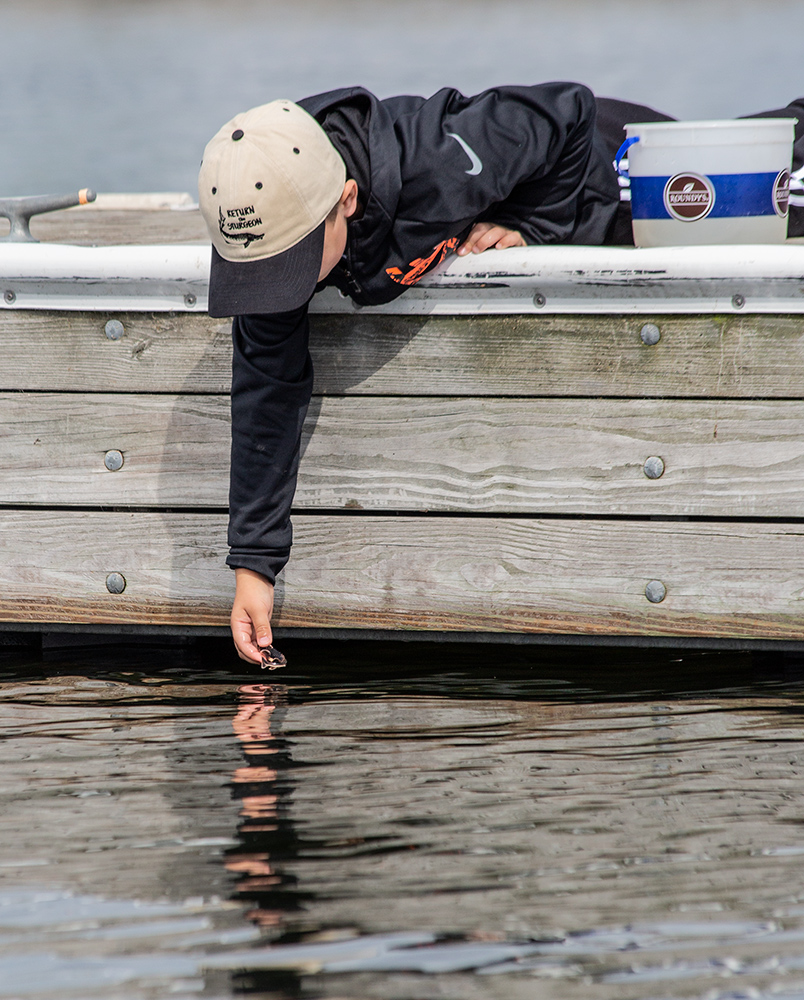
[0, 189, 96, 242]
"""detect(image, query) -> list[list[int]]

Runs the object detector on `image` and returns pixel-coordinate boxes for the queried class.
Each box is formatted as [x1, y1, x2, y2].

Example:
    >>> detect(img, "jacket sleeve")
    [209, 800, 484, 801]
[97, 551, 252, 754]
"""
[470, 84, 604, 245]
[226, 307, 313, 584]
[393, 82, 614, 246]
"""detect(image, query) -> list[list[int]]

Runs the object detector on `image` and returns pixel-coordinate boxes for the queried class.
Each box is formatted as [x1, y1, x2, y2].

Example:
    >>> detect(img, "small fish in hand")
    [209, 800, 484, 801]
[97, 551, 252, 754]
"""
[259, 644, 287, 671]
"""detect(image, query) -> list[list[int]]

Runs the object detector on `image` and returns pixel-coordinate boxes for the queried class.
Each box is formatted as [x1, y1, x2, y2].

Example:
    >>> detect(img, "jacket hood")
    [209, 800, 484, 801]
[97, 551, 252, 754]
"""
[300, 88, 404, 303]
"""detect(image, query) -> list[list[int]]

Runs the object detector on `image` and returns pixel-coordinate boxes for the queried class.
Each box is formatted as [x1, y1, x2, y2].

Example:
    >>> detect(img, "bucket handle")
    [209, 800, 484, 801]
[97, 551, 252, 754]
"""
[614, 136, 640, 177]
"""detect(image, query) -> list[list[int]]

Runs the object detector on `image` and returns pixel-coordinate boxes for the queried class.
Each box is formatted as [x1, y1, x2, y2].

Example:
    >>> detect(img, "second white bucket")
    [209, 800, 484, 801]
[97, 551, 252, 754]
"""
[619, 118, 795, 246]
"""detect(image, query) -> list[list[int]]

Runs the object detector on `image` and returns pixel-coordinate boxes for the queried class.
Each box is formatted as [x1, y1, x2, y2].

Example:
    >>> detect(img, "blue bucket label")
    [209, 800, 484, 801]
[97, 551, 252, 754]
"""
[630, 171, 785, 221]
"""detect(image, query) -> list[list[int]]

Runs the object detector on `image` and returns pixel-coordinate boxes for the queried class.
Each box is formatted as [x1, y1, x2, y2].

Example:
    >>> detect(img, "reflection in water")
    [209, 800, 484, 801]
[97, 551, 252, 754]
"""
[227, 683, 289, 931]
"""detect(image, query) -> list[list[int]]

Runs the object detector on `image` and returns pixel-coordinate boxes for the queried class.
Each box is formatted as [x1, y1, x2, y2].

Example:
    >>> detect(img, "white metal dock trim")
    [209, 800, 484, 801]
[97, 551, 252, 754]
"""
[1, 241, 803, 314]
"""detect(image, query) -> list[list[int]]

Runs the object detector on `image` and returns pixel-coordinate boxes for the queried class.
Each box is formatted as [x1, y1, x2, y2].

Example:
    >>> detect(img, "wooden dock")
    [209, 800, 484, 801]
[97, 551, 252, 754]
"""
[2, 201, 804, 646]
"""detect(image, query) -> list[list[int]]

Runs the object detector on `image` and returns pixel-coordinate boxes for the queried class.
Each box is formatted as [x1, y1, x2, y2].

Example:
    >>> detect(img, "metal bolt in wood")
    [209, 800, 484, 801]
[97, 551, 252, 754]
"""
[104, 449, 124, 471]
[640, 323, 661, 345]
[104, 319, 125, 340]
[643, 456, 665, 479]
[105, 572, 126, 594]
[645, 580, 667, 603]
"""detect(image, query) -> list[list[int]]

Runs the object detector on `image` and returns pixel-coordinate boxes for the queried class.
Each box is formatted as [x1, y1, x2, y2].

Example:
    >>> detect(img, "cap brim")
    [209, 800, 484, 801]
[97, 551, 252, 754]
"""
[207, 221, 326, 317]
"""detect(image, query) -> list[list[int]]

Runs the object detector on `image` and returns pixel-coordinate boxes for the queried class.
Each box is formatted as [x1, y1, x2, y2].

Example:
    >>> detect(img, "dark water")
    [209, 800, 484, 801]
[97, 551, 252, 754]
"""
[4, 639, 804, 999]
[2, 0, 804, 197]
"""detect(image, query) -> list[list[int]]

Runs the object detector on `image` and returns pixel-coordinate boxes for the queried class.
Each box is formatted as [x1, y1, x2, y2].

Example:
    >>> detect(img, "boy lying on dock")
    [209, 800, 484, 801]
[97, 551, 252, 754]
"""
[197, 84, 804, 663]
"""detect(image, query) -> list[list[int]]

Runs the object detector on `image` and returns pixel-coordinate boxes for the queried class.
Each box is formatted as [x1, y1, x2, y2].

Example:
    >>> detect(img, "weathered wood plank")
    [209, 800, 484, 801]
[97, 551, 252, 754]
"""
[5, 393, 804, 516]
[308, 312, 804, 397]
[29, 206, 209, 246]
[2, 511, 804, 640]
[0, 312, 233, 393]
[0, 393, 230, 506]
[4, 310, 804, 397]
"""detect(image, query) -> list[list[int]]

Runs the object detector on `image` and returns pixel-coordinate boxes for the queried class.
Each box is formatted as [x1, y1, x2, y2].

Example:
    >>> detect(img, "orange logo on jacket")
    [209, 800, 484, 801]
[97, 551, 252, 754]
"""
[386, 237, 460, 286]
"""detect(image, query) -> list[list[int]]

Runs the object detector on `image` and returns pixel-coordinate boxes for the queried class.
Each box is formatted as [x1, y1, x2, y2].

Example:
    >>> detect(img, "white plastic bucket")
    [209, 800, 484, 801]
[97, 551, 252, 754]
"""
[617, 118, 796, 246]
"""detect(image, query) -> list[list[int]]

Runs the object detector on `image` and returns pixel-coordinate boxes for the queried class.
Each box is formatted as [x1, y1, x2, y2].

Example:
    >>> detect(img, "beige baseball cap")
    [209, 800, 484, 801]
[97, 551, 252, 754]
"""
[198, 100, 346, 317]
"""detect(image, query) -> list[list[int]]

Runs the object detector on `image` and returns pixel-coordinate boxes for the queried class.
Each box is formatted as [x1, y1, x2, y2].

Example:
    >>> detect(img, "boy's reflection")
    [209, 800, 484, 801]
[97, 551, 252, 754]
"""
[225, 683, 305, 930]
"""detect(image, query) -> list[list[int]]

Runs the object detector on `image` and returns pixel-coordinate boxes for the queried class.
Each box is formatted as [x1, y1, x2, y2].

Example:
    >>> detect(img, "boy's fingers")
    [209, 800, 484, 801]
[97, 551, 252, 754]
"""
[231, 621, 262, 663]
[476, 226, 525, 252]
[458, 223, 525, 256]
[472, 227, 506, 252]
[231, 609, 271, 664]
[495, 229, 526, 249]
[230, 570, 275, 665]
[249, 595, 274, 648]
[457, 221, 492, 256]
[255, 623, 274, 648]
[235, 639, 261, 663]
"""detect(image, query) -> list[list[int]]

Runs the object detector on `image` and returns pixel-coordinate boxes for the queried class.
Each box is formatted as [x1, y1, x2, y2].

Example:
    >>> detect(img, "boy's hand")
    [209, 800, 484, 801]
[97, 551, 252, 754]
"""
[457, 222, 526, 256]
[231, 568, 275, 664]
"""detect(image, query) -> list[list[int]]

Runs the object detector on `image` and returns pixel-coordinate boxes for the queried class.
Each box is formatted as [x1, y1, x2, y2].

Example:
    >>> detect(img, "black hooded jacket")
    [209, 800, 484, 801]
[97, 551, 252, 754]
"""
[301, 83, 623, 304]
[226, 83, 633, 583]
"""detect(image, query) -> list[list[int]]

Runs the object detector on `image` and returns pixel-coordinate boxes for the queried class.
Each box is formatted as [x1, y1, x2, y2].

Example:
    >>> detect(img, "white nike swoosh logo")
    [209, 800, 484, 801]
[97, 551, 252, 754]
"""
[446, 131, 483, 176]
